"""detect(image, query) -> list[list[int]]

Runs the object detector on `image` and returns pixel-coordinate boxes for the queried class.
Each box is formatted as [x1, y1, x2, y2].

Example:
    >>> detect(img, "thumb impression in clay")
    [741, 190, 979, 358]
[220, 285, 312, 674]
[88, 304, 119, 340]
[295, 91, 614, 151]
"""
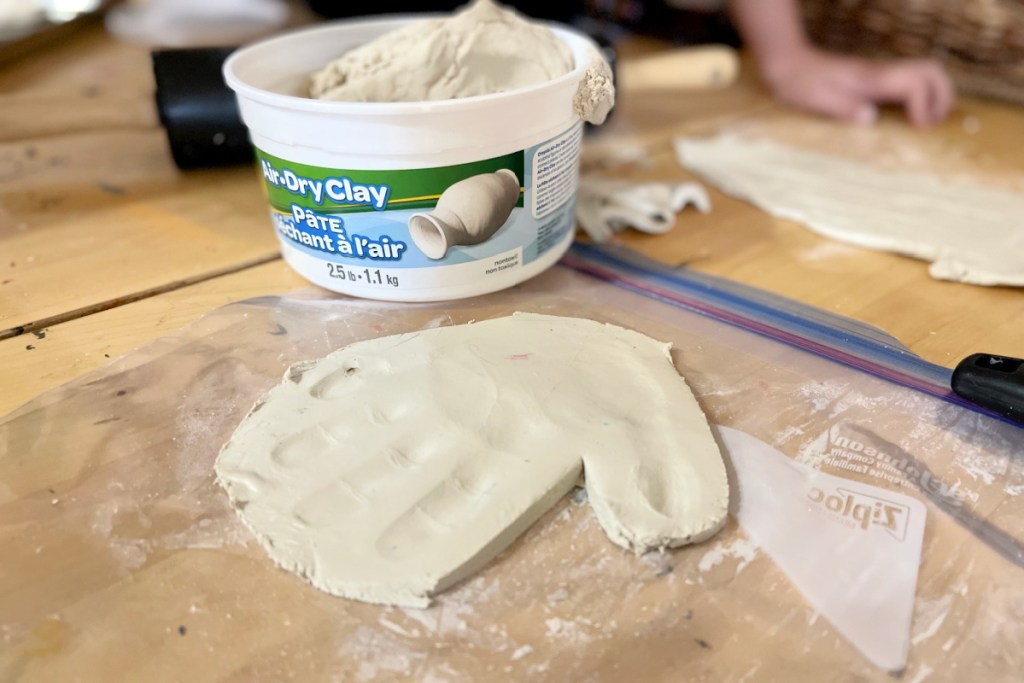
[409, 169, 521, 260]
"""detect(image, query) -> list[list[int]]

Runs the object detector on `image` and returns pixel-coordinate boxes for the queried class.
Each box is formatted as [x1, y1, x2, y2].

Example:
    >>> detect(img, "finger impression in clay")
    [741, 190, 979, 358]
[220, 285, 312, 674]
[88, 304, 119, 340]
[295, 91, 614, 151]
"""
[216, 313, 729, 607]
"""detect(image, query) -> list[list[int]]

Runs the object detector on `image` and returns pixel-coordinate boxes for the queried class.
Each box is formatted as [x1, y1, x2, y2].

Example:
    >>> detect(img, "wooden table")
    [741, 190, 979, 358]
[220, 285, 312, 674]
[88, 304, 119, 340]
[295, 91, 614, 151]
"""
[2, 19, 1024, 683]
[3, 29, 1023, 417]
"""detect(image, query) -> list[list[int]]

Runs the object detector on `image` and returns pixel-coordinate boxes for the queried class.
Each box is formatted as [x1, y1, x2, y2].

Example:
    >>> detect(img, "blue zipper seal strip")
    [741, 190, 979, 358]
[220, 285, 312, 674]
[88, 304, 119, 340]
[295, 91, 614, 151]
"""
[562, 242, 1012, 424]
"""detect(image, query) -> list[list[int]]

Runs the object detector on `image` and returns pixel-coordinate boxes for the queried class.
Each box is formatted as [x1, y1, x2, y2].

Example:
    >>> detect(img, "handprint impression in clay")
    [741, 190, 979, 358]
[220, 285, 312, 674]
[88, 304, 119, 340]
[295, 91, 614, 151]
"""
[216, 314, 730, 608]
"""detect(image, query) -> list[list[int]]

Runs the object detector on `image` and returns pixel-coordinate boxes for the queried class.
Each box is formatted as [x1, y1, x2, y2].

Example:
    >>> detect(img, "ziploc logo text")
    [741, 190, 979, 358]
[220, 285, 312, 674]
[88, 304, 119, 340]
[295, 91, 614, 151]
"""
[261, 160, 390, 210]
[807, 486, 912, 541]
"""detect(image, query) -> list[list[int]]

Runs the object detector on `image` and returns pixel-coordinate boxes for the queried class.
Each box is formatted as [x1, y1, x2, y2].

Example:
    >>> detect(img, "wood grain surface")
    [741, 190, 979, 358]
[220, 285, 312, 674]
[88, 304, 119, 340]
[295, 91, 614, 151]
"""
[1, 16, 1024, 683]
[2, 267, 1021, 683]
[4, 27, 1021, 411]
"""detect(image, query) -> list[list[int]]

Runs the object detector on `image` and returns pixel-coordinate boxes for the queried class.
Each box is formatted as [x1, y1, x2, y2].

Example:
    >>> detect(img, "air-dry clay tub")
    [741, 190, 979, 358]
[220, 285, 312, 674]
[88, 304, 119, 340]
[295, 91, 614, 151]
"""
[224, 17, 603, 302]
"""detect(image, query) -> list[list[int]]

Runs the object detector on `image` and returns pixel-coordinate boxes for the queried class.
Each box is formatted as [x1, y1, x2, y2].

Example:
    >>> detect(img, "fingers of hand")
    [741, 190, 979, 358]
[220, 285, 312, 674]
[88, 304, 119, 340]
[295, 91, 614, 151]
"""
[765, 51, 955, 126]
[776, 80, 877, 125]
[858, 60, 955, 126]
[924, 61, 956, 123]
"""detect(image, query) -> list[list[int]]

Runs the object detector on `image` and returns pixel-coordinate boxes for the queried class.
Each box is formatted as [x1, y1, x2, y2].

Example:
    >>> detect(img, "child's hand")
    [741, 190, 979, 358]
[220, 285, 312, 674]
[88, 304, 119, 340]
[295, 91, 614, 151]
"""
[761, 46, 955, 127]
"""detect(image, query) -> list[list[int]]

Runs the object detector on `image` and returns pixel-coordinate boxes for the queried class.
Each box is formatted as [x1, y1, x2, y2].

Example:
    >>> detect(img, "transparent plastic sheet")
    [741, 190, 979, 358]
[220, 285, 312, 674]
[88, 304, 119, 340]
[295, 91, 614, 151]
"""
[2, 246, 1023, 682]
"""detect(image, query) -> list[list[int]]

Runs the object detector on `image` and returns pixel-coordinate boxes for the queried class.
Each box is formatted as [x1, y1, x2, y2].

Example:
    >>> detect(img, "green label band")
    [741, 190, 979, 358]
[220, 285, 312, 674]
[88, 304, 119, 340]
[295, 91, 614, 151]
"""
[256, 149, 526, 215]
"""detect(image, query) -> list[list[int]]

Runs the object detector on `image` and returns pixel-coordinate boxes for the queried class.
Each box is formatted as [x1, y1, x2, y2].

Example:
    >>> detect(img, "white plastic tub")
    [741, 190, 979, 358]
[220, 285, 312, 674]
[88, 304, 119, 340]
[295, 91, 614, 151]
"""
[224, 17, 599, 302]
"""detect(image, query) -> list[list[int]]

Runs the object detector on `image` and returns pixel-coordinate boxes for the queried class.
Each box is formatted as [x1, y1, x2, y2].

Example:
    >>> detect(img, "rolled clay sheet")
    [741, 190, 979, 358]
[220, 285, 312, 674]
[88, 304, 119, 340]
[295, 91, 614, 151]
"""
[675, 133, 1024, 287]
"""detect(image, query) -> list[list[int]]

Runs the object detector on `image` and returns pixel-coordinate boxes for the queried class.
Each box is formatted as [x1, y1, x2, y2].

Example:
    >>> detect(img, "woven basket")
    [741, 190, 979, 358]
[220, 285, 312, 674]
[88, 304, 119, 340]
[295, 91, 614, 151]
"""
[801, 0, 1024, 105]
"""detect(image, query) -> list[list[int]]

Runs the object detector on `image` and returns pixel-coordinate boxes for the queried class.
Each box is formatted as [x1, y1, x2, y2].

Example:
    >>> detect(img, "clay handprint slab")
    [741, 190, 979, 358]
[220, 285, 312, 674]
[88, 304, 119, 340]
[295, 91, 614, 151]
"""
[216, 313, 729, 607]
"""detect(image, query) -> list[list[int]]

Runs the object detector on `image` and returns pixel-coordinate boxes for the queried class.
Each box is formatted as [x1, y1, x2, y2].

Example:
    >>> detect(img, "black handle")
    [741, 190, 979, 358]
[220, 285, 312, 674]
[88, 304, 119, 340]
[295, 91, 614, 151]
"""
[952, 354, 1024, 425]
[151, 47, 252, 170]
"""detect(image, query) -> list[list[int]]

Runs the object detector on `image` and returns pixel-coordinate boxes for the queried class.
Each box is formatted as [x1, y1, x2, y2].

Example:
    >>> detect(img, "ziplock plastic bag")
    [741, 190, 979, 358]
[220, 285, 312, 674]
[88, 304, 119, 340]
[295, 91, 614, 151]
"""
[2, 244, 1022, 682]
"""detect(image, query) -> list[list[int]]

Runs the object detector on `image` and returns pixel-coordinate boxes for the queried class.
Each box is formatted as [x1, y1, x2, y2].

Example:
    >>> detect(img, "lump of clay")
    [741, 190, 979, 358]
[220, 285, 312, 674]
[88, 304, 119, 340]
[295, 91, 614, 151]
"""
[216, 313, 729, 608]
[574, 55, 615, 126]
[409, 169, 520, 259]
[576, 178, 711, 242]
[309, 0, 574, 103]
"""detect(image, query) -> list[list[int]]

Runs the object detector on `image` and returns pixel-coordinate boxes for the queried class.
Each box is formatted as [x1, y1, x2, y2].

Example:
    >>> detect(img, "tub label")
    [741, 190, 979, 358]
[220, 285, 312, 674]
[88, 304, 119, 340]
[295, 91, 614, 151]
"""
[256, 122, 583, 294]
